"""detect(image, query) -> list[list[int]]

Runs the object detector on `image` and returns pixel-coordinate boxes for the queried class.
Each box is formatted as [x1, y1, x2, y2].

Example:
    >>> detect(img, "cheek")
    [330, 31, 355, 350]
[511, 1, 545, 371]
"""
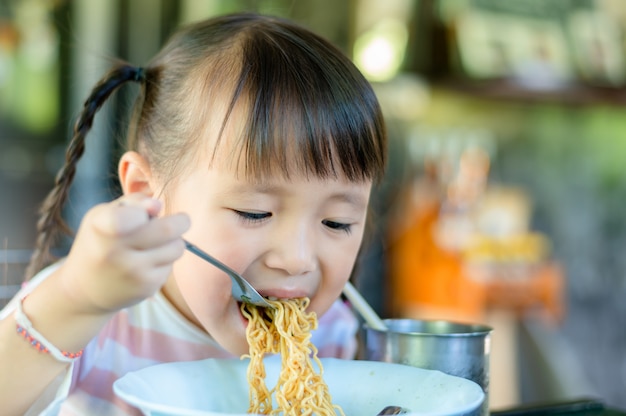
[172, 255, 232, 315]
[174, 256, 205, 292]
[329, 233, 365, 278]
[329, 246, 359, 278]
[314, 239, 363, 310]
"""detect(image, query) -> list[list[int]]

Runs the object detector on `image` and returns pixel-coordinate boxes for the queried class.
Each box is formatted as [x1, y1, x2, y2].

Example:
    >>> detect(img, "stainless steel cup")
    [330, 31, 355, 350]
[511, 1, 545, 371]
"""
[363, 319, 492, 416]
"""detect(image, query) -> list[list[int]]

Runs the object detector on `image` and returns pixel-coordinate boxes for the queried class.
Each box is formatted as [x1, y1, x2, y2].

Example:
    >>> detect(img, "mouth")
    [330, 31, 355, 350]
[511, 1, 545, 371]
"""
[260, 287, 312, 300]
[238, 299, 278, 324]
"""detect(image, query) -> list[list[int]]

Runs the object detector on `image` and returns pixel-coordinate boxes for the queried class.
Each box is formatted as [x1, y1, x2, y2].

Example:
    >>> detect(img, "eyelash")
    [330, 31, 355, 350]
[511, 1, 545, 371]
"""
[234, 210, 272, 224]
[234, 211, 353, 234]
[322, 220, 352, 235]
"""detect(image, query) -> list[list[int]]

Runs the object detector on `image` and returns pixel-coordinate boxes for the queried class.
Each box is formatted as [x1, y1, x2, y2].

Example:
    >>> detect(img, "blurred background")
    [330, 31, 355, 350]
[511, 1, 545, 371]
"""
[1, 0, 626, 412]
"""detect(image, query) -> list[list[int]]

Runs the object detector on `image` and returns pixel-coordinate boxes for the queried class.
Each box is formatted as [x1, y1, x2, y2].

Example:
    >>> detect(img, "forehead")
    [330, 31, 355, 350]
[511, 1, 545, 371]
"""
[195, 95, 339, 183]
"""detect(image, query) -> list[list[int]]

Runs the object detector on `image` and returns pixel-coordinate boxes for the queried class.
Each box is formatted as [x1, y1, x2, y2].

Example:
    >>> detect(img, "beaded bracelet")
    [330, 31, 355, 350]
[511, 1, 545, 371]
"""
[14, 297, 84, 363]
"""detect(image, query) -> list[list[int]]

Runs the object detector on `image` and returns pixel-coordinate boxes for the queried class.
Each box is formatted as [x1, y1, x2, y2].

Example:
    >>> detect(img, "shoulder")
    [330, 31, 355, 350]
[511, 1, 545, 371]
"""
[312, 299, 358, 359]
[318, 298, 357, 328]
[0, 262, 61, 320]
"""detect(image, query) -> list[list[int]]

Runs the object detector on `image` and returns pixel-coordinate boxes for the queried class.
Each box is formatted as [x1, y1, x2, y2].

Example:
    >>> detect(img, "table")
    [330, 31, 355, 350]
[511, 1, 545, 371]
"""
[491, 398, 626, 415]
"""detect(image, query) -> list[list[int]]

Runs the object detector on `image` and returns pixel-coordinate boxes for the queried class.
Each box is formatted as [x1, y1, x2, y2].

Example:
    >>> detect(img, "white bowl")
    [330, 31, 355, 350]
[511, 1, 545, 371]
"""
[113, 357, 484, 415]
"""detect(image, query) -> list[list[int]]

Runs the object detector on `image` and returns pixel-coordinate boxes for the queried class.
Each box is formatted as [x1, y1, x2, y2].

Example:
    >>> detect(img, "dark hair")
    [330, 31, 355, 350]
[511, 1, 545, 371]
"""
[26, 13, 387, 278]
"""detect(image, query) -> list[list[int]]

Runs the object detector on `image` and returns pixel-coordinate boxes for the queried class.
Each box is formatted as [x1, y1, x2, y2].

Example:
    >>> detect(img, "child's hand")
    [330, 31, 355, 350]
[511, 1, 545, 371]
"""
[58, 193, 190, 314]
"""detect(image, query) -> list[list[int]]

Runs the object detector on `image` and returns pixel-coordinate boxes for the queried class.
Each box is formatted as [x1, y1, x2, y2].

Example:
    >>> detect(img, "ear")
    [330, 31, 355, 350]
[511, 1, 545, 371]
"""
[118, 151, 155, 196]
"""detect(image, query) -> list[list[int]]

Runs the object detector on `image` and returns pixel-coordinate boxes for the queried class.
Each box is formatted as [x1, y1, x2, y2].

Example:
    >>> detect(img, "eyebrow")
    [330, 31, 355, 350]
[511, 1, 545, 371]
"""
[326, 191, 369, 209]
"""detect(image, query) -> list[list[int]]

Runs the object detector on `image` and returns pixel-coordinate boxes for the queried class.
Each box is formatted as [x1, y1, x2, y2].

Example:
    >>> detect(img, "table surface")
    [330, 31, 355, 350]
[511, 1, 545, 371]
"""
[491, 398, 626, 416]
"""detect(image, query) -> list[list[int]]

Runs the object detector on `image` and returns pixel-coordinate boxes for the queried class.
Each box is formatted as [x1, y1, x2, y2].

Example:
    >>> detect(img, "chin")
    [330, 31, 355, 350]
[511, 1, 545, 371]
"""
[229, 304, 253, 356]
[223, 335, 251, 357]
[308, 296, 335, 318]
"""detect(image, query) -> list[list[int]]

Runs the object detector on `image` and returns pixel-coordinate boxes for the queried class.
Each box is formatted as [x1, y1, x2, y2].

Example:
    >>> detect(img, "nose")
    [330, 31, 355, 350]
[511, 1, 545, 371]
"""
[265, 223, 317, 277]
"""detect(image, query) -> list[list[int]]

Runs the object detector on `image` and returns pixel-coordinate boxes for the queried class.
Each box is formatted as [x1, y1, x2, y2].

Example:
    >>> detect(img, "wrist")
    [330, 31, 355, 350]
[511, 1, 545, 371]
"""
[15, 296, 84, 363]
[21, 270, 115, 356]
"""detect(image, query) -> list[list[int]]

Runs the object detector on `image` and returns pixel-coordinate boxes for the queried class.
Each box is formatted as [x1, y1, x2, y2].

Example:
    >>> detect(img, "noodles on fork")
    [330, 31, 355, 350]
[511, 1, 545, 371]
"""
[241, 298, 345, 416]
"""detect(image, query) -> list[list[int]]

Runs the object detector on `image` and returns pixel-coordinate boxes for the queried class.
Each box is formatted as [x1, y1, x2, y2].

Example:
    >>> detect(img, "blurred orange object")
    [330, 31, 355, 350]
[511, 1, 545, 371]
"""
[483, 262, 565, 321]
[386, 203, 565, 322]
[387, 204, 487, 321]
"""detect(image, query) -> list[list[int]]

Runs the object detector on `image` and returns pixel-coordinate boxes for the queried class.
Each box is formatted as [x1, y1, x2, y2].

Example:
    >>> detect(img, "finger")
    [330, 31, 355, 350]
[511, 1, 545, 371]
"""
[142, 264, 179, 288]
[131, 238, 187, 268]
[117, 264, 178, 304]
[118, 193, 162, 218]
[89, 196, 161, 236]
[123, 213, 191, 250]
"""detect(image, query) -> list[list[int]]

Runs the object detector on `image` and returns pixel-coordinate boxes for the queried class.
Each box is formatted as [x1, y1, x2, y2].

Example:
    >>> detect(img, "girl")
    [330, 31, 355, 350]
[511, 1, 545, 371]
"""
[0, 13, 386, 415]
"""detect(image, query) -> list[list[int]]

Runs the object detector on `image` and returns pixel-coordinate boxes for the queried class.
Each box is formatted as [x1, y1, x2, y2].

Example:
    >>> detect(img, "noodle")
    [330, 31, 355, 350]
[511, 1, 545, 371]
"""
[241, 298, 345, 416]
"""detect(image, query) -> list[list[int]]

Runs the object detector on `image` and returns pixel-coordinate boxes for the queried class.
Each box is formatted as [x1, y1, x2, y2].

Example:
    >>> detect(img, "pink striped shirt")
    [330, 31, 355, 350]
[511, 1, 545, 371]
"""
[1, 265, 358, 415]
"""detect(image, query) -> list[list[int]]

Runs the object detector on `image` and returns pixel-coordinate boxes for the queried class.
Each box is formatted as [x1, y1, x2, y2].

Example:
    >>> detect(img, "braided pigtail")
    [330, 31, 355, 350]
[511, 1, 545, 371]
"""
[25, 65, 146, 280]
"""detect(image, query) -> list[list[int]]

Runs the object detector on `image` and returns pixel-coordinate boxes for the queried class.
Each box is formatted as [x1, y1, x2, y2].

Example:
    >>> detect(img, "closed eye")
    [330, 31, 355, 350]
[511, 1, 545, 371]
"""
[322, 219, 352, 234]
[233, 210, 272, 224]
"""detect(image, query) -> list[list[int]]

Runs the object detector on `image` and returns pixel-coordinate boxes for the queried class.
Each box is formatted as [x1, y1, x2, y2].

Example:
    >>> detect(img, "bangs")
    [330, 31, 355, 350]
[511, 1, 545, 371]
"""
[217, 19, 386, 183]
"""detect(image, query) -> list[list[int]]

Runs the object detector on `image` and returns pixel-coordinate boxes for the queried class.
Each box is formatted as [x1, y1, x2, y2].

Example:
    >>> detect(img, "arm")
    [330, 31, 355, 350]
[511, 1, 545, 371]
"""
[0, 195, 189, 415]
[0, 271, 114, 415]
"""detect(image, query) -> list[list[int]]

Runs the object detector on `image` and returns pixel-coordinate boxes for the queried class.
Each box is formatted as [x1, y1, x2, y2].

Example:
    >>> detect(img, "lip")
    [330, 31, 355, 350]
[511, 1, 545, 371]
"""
[259, 287, 312, 300]
[252, 277, 318, 300]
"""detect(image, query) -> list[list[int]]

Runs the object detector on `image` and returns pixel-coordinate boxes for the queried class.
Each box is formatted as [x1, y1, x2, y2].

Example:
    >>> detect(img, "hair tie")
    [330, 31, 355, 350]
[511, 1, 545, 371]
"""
[134, 66, 145, 82]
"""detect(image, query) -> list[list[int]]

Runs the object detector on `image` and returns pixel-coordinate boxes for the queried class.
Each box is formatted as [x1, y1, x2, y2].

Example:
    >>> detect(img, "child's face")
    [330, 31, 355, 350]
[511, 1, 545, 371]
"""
[160, 143, 372, 356]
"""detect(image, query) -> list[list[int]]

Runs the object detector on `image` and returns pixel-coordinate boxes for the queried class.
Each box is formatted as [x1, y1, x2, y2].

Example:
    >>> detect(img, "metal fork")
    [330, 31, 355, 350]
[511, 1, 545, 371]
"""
[376, 406, 409, 415]
[183, 239, 274, 309]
